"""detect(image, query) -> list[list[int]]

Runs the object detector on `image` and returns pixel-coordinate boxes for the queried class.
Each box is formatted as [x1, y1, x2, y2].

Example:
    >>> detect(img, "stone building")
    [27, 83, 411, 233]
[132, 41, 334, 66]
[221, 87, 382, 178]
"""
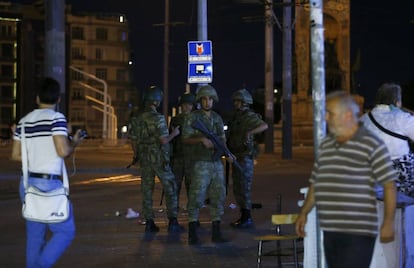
[292, 0, 354, 144]
[0, 2, 135, 139]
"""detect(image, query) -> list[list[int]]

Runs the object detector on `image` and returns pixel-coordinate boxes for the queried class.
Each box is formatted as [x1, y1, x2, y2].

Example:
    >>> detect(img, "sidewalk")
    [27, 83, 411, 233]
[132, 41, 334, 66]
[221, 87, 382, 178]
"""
[0, 143, 314, 268]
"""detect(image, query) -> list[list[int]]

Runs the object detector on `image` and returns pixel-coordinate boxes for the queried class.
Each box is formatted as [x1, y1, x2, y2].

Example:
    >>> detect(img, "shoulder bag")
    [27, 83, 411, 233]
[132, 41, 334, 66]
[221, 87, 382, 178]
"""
[369, 112, 414, 198]
[368, 112, 414, 152]
[21, 122, 70, 223]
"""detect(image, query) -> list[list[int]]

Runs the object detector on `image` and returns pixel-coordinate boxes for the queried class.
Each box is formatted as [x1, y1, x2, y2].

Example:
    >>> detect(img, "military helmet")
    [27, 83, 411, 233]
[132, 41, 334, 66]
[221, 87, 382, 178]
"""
[179, 93, 196, 105]
[143, 86, 163, 102]
[196, 85, 219, 102]
[232, 89, 253, 105]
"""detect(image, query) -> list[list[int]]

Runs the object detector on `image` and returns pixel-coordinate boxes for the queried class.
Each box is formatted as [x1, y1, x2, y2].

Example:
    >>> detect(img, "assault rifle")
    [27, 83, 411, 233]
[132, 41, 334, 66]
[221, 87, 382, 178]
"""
[191, 118, 245, 177]
[126, 155, 139, 169]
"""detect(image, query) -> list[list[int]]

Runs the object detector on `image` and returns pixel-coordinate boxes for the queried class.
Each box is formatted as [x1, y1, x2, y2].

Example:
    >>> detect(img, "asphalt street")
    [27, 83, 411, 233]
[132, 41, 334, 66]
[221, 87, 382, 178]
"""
[0, 139, 314, 267]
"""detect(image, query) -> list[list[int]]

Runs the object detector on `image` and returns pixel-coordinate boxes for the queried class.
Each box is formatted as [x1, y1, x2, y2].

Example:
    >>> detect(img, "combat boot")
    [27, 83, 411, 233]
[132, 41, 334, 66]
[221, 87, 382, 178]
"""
[230, 209, 253, 229]
[188, 221, 199, 245]
[168, 217, 184, 233]
[145, 219, 159, 233]
[212, 221, 228, 243]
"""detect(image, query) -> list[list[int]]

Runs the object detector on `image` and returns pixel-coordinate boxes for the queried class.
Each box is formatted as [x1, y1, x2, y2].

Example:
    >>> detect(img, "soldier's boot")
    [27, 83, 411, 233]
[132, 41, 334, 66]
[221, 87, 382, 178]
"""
[230, 209, 253, 229]
[145, 219, 159, 233]
[168, 217, 184, 233]
[230, 212, 242, 228]
[212, 221, 229, 243]
[188, 221, 199, 245]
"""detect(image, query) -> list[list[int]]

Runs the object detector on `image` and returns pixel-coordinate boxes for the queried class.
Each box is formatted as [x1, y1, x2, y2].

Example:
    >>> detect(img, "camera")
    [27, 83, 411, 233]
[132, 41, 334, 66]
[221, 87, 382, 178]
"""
[69, 129, 88, 141]
[79, 129, 88, 139]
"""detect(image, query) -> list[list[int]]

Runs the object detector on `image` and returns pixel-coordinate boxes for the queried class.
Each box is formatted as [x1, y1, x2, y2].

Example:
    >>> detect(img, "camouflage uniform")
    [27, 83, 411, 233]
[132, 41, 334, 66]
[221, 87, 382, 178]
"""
[227, 89, 267, 228]
[227, 108, 265, 210]
[182, 109, 226, 223]
[170, 112, 193, 207]
[128, 107, 178, 221]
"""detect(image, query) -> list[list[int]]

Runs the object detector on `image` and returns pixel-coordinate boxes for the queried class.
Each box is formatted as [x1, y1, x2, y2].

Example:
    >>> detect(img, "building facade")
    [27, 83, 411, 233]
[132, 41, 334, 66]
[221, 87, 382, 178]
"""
[291, 0, 355, 144]
[0, 2, 135, 139]
[67, 10, 135, 138]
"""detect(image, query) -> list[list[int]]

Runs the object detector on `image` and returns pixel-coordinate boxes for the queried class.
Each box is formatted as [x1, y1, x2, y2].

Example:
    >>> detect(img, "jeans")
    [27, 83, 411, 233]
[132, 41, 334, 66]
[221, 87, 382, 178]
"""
[323, 231, 376, 268]
[20, 177, 76, 268]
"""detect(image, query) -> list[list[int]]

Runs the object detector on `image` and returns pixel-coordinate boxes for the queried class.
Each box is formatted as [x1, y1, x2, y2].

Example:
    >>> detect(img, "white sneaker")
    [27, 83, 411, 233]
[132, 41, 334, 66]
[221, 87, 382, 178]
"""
[125, 208, 139, 219]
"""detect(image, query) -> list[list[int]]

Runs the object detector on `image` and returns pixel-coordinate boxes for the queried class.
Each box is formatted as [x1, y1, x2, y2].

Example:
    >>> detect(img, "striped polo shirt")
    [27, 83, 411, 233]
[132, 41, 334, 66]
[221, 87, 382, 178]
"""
[14, 109, 68, 175]
[310, 125, 397, 237]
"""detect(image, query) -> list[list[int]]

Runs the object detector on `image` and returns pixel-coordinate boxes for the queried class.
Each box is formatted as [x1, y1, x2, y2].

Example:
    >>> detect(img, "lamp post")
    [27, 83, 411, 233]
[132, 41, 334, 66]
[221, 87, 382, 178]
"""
[69, 66, 110, 139]
[264, 0, 274, 153]
[163, 0, 170, 120]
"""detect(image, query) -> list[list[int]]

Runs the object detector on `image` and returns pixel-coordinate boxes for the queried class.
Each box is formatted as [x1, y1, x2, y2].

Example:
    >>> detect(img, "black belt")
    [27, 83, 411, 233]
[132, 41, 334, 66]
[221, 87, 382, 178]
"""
[29, 172, 62, 181]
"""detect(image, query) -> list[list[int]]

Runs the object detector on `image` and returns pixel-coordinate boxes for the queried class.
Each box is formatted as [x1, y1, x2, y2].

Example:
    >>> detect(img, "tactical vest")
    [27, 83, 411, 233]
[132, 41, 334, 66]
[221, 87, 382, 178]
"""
[227, 109, 261, 157]
[189, 111, 225, 161]
[130, 109, 170, 163]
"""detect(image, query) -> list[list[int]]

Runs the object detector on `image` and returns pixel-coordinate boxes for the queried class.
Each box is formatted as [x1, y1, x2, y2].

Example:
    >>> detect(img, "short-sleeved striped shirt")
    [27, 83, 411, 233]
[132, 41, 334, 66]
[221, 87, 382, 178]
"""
[14, 109, 68, 175]
[310, 125, 396, 237]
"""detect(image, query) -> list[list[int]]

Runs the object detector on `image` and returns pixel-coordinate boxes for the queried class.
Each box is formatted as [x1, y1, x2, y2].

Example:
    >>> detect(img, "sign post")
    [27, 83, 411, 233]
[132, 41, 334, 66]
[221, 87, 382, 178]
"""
[187, 40, 213, 83]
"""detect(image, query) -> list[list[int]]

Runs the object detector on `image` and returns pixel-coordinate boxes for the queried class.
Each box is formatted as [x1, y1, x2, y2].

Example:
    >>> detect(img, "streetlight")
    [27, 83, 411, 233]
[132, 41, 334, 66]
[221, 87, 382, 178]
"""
[69, 66, 114, 140]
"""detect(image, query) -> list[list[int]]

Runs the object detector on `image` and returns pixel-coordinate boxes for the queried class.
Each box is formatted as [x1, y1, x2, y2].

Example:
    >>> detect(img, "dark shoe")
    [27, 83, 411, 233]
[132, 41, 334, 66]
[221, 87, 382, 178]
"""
[230, 209, 253, 229]
[230, 216, 242, 227]
[188, 221, 199, 245]
[145, 219, 159, 233]
[231, 216, 253, 229]
[212, 221, 229, 243]
[168, 217, 184, 233]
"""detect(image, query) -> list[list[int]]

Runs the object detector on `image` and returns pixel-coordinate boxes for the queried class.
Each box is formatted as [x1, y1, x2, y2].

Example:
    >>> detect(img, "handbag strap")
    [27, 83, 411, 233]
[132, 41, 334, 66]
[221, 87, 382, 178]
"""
[368, 112, 409, 141]
[62, 161, 69, 194]
[20, 121, 70, 192]
[21, 121, 28, 189]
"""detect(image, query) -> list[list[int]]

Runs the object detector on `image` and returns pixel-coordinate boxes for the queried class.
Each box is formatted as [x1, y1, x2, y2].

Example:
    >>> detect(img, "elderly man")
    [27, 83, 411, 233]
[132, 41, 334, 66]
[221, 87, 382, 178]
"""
[296, 91, 397, 268]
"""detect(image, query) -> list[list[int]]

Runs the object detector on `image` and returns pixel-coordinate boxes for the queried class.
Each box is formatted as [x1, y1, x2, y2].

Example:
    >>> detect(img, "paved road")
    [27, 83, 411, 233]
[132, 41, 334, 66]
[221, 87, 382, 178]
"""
[0, 141, 314, 268]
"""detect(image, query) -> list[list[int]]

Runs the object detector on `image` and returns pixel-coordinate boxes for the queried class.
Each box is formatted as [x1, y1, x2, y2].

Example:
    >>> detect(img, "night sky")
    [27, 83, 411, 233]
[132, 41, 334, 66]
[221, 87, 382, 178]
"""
[8, 0, 414, 111]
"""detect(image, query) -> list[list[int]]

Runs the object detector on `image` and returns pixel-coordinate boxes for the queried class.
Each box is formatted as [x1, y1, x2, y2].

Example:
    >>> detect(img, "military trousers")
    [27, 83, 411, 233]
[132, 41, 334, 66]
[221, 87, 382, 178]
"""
[232, 155, 254, 210]
[171, 156, 193, 207]
[187, 160, 225, 222]
[140, 161, 178, 219]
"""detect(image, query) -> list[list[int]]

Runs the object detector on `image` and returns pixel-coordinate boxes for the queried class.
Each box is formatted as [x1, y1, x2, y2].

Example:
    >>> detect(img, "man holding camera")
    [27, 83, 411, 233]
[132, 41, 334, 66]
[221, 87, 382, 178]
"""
[11, 77, 84, 267]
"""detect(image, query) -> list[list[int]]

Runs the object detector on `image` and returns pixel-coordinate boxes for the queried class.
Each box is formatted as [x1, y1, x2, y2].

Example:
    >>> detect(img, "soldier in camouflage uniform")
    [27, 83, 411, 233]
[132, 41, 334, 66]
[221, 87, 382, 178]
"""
[128, 86, 183, 233]
[170, 93, 195, 209]
[181, 85, 235, 244]
[227, 89, 268, 228]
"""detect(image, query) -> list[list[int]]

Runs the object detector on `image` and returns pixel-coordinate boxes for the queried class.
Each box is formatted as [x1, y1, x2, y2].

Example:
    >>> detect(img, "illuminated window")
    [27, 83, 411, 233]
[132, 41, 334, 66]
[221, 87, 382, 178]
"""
[121, 31, 127, 42]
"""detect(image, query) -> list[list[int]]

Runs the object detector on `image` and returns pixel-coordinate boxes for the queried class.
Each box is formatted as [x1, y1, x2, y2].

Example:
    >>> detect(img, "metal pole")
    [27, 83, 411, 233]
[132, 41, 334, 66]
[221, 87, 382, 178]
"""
[198, 0, 207, 41]
[163, 0, 170, 120]
[282, 0, 292, 159]
[264, 0, 274, 153]
[197, 0, 208, 92]
[44, 0, 65, 114]
[69, 66, 109, 139]
[310, 0, 326, 267]
[310, 1, 326, 155]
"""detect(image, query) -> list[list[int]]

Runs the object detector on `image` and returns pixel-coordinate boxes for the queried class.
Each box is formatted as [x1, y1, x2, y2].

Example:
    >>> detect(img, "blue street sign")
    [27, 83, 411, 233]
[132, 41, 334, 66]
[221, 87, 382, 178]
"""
[188, 40, 212, 62]
[187, 62, 213, 83]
